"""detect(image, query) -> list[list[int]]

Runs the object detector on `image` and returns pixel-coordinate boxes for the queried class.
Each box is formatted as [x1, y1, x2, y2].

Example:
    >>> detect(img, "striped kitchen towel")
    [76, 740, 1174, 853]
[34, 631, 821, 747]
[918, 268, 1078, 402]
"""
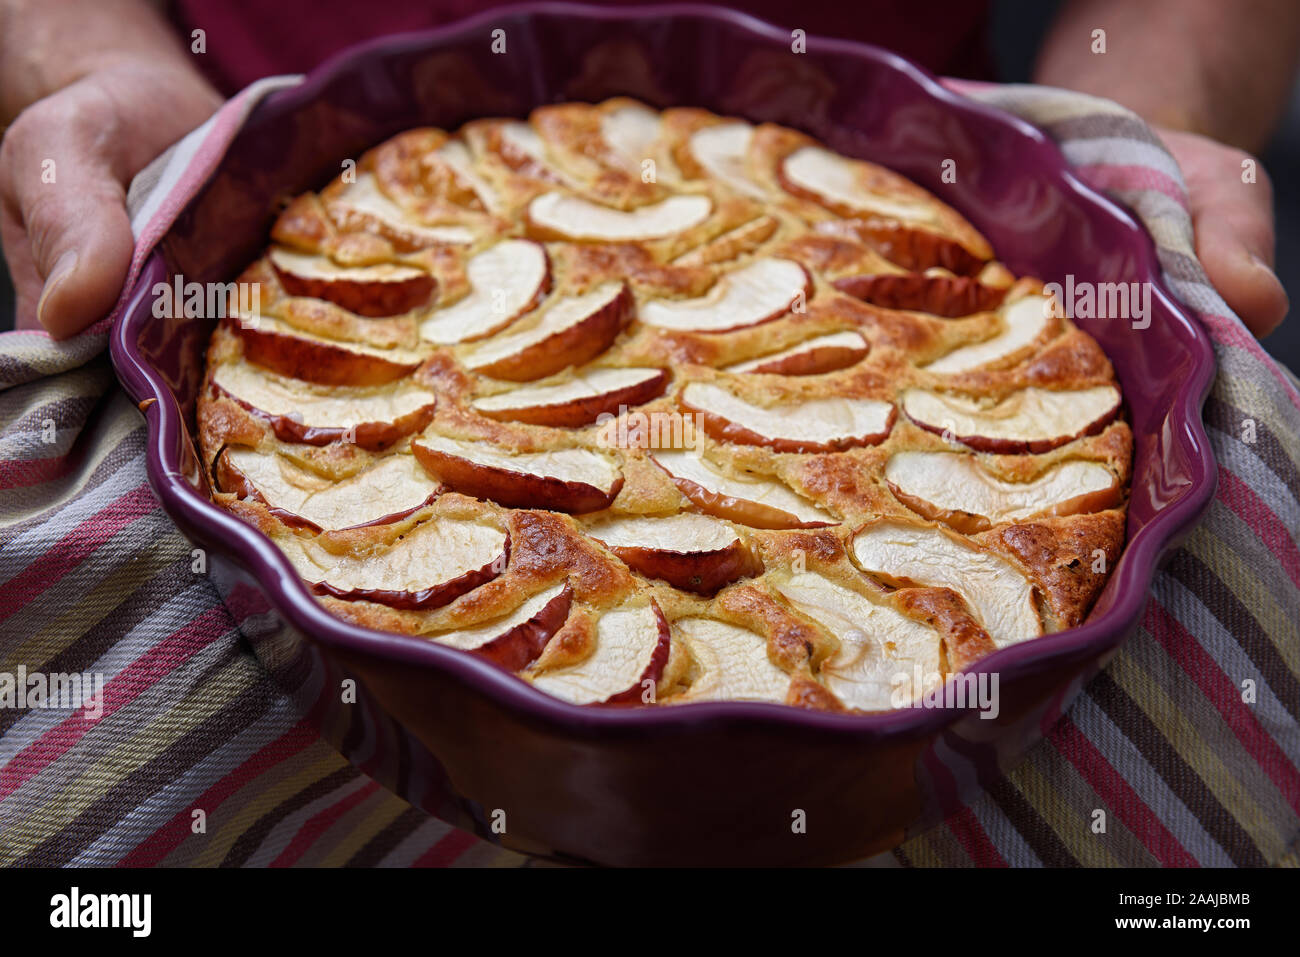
[0, 79, 1297, 868]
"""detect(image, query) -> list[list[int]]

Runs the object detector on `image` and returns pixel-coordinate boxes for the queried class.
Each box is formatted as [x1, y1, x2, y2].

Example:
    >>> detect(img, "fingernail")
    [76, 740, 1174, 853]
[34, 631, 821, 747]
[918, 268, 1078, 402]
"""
[1248, 252, 1274, 273]
[1248, 251, 1286, 292]
[36, 250, 79, 331]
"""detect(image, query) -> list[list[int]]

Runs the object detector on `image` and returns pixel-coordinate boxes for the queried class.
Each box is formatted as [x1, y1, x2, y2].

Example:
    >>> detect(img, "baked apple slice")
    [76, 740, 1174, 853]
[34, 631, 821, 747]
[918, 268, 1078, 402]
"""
[433, 139, 500, 213]
[530, 599, 671, 705]
[779, 146, 949, 229]
[328, 172, 476, 247]
[268, 247, 435, 317]
[429, 581, 572, 671]
[681, 382, 895, 453]
[687, 122, 766, 198]
[832, 271, 1005, 318]
[418, 239, 550, 344]
[885, 450, 1120, 533]
[586, 512, 759, 595]
[813, 218, 986, 276]
[229, 314, 424, 387]
[216, 448, 440, 531]
[639, 258, 809, 333]
[211, 362, 436, 449]
[672, 618, 789, 703]
[494, 119, 548, 166]
[651, 450, 834, 529]
[528, 191, 712, 241]
[461, 281, 634, 381]
[671, 215, 779, 268]
[922, 293, 1053, 372]
[600, 102, 663, 169]
[479, 120, 570, 184]
[472, 367, 668, 427]
[902, 385, 1121, 454]
[850, 521, 1041, 647]
[412, 434, 623, 513]
[775, 571, 942, 711]
[726, 330, 869, 376]
[290, 517, 507, 610]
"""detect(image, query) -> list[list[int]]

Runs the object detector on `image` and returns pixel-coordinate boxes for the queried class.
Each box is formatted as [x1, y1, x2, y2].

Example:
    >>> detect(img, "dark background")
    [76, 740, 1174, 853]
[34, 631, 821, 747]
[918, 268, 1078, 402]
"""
[2, 0, 1297, 369]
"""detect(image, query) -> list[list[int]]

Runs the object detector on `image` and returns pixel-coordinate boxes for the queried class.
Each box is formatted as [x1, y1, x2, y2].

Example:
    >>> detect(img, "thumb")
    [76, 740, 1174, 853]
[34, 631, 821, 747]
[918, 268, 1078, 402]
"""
[26, 172, 135, 339]
[1157, 127, 1288, 337]
[1192, 209, 1289, 339]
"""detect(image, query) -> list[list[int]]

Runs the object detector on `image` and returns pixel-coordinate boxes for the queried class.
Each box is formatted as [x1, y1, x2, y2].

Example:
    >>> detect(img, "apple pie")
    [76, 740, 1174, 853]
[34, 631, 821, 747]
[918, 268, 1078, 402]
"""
[198, 98, 1131, 711]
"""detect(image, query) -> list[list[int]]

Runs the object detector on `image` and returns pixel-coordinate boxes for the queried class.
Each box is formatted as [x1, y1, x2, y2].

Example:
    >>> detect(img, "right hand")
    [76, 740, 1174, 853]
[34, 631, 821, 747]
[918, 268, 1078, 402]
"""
[1155, 126, 1289, 338]
[0, 61, 221, 338]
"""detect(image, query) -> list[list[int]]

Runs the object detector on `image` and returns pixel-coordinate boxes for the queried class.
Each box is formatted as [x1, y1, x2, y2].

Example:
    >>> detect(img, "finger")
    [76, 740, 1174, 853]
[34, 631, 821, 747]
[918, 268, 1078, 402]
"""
[2, 107, 134, 339]
[29, 178, 134, 339]
[1161, 130, 1289, 337]
[1191, 202, 1289, 338]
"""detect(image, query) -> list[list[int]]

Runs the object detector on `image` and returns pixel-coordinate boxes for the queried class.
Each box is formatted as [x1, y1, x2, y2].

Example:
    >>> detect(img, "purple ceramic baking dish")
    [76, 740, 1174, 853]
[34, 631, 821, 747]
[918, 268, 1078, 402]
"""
[110, 3, 1217, 865]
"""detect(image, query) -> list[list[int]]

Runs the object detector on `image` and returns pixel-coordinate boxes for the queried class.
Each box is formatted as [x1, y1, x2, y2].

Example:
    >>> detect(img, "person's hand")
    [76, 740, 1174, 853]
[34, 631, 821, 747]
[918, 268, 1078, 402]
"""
[1154, 126, 1289, 337]
[0, 61, 221, 338]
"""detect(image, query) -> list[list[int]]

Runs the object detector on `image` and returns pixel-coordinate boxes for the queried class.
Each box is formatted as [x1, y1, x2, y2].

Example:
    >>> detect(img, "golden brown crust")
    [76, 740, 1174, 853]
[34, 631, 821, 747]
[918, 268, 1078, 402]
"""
[993, 510, 1127, 629]
[893, 587, 998, 672]
[196, 98, 1132, 711]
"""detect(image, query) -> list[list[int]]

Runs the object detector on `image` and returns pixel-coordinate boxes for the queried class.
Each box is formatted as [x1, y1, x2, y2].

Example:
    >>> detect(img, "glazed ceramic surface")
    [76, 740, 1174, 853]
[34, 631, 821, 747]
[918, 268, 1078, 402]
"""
[111, 3, 1217, 865]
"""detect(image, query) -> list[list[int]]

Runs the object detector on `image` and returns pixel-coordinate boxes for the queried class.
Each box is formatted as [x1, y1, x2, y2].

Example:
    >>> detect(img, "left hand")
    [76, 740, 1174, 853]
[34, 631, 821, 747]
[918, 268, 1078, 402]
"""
[1154, 126, 1289, 337]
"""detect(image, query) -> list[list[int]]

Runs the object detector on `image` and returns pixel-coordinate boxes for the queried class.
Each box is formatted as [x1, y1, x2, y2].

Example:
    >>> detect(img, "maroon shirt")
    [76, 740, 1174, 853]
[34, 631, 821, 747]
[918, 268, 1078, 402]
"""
[171, 0, 993, 96]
